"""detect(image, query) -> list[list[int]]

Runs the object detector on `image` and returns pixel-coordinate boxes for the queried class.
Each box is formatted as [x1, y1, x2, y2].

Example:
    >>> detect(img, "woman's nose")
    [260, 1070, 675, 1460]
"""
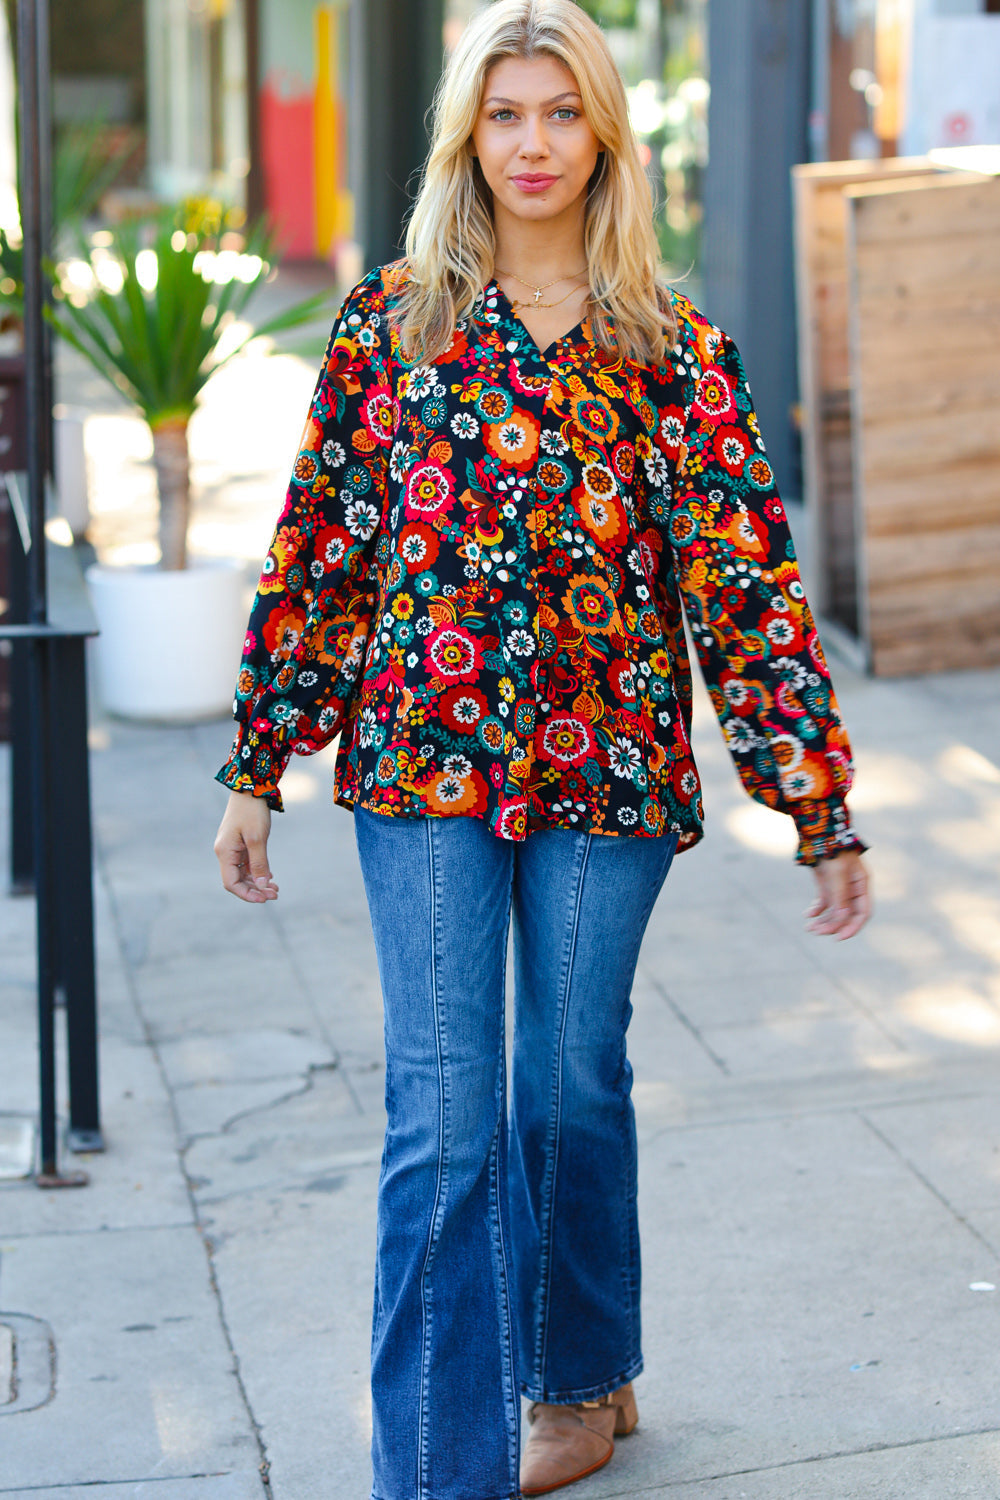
[518, 115, 549, 158]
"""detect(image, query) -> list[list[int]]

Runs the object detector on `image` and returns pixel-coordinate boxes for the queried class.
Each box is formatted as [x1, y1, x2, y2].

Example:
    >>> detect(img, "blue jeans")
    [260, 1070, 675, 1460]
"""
[354, 808, 678, 1500]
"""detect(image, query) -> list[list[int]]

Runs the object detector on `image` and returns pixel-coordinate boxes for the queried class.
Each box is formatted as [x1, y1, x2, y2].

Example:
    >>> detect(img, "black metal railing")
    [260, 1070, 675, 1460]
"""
[0, 0, 100, 1187]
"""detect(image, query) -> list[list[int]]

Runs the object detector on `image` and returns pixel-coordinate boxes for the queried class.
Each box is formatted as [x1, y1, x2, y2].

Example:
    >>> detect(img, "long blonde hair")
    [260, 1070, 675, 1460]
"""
[392, 0, 676, 366]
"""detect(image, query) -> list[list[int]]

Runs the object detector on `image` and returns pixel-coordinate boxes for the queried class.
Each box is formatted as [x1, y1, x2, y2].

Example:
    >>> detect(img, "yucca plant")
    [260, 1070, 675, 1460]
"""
[47, 204, 333, 570]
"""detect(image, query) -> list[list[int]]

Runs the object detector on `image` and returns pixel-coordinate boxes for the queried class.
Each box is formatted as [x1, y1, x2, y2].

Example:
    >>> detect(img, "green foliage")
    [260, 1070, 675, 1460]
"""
[0, 226, 22, 311]
[46, 207, 334, 429]
[0, 119, 140, 321]
[53, 120, 142, 232]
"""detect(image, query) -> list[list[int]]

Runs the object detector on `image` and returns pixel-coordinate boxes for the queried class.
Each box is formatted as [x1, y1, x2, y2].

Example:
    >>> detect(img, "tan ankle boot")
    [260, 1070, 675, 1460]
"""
[520, 1383, 638, 1496]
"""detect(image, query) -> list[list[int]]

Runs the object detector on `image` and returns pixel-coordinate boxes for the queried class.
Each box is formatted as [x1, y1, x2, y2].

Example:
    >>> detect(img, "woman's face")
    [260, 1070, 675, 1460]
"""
[470, 55, 602, 227]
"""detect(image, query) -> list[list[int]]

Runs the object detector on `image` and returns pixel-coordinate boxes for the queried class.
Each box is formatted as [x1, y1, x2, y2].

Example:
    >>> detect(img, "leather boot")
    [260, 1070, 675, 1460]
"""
[520, 1384, 638, 1496]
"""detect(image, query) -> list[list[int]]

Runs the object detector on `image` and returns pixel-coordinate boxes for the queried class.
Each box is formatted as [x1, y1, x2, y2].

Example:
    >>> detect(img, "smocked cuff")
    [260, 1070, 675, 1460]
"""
[792, 796, 868, 867]
[214, 718, 292, 812]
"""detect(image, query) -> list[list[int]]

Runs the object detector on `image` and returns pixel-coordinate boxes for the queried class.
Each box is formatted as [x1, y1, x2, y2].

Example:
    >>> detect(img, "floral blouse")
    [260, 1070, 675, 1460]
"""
[217, 261, 864, 866]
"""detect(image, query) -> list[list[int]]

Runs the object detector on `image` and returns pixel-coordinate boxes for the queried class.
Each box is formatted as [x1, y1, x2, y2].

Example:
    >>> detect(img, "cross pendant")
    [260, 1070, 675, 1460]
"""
[533, 288, 543, 303]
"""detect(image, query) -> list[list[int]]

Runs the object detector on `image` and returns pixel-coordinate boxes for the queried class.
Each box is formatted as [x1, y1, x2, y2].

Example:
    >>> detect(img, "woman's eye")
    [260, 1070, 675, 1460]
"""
[490, 109, 515, 122]
[554, 108, 580, 121]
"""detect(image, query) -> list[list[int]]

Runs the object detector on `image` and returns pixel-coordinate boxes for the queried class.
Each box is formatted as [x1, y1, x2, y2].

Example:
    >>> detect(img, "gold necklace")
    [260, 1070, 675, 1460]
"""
[507, 283, 589, 312]
[494, 265, 588, 306]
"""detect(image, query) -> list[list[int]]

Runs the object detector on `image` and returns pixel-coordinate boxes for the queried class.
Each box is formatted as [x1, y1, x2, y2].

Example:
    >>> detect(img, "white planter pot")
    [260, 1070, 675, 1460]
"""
[86, 559, 247, 722]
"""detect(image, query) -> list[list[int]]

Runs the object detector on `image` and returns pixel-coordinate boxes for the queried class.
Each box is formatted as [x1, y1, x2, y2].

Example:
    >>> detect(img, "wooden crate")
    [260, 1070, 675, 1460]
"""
[845, 172, 1000, 676]
[792, 158, 947, 634]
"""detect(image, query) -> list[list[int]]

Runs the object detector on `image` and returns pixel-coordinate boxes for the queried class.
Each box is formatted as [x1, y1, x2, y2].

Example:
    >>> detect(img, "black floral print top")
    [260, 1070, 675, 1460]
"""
[217, 262, 864, 865]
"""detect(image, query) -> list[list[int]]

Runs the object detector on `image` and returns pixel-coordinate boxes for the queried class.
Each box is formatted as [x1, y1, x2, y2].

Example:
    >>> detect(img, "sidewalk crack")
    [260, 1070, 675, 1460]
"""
[640, 965, 731, 1076]
[590, 1420, 1000, 1493]
[859, 1112, 1000, 1259]
[95, 848, 272, 1500]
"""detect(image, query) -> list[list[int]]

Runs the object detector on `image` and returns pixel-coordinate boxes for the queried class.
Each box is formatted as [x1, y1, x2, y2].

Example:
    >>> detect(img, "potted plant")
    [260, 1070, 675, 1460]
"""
[46, 203, 332, 720]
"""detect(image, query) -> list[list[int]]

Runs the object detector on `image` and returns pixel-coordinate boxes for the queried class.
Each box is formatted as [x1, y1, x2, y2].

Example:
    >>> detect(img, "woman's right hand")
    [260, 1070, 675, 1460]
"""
[214, 789, 279, 903]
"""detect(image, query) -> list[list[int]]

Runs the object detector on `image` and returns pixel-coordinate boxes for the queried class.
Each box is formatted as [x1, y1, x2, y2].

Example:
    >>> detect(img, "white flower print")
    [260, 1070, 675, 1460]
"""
[407, 365, 437, 400]
[390, 440, 412, 482]
[608, 737, 642, 779]
[322, 439, 346, 468]
[443, 754, 472, 779]
[774, 657, 808, 688]
[660, 412, 684, 446]
[505, 628, 535, 657]
[644, 450, 669, 487]
[540, 429, 569, 455]
[450, 411, 480, 439]
[344, 499, 379, 540]
[723, 719, 759, 753]
[357, 707, 380, 747]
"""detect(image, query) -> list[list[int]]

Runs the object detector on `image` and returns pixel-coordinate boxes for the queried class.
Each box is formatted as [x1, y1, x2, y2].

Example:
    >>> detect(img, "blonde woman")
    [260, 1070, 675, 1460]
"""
[214, 2, 870, 1495]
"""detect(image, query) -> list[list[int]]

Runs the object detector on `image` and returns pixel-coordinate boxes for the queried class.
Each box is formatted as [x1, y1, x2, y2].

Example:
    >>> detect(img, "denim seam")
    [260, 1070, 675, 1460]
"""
[534, 832, 592, 1390]
[416, 817, 450, 1500]
[489, 871, 521, 1491]
[618, 830, 679, 1362]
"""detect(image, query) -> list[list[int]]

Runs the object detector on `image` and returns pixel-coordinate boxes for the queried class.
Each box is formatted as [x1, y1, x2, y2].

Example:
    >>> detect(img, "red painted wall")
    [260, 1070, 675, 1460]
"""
[260, 75, 314, 259]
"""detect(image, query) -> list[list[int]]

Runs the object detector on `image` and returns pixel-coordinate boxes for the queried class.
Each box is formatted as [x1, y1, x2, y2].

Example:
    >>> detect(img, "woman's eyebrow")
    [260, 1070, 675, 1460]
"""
[483, 91, 583, 106]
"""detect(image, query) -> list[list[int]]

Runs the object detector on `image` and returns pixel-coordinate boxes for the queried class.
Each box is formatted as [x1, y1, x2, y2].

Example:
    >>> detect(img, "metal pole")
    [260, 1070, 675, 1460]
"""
[16, 0, 87, 1188]
[36, 0, 54, 482]
[16, 0, 46, 626]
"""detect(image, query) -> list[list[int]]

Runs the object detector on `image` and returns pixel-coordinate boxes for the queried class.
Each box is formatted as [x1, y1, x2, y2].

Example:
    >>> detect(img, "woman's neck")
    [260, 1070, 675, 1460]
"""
[491, 201, 587, 284]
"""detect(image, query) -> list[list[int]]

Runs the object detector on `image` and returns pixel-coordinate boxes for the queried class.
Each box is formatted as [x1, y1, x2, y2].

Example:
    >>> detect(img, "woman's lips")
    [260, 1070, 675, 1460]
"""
[511, 174, 559, 194]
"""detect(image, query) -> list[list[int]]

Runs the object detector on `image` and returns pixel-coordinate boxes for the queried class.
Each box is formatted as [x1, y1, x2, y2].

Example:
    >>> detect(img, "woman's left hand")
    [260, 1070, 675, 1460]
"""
[805, 850, 871, 940]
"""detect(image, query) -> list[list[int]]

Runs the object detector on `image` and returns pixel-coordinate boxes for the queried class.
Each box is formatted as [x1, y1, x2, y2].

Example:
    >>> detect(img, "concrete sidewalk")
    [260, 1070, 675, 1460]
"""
[2, 652, 999, 1499]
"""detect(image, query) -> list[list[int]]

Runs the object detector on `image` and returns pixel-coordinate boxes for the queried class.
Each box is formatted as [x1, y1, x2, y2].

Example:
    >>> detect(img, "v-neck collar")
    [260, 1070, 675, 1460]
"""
[485, 276, 591, 363]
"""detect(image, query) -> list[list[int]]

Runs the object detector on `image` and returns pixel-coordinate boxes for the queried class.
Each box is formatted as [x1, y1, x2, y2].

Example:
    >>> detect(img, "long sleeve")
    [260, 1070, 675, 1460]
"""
[216, 267, 392, 810]
[660, 325, 865, 865]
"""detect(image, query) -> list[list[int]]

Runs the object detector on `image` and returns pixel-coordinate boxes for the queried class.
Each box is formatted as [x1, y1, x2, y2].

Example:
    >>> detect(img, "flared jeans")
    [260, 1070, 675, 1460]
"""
[354, 808, 678, 1500]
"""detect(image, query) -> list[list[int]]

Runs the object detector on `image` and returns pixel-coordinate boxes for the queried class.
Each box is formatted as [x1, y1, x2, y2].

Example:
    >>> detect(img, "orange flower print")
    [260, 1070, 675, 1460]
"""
[580, 486, 627, 549]
[261, 604, 306, 657]
[483, 407, 541, 471]
[569, 390, 620, 444]
[744, 454, 775, 491]
[562, 573, 621, 635]
[293, 451, 321, 487]
[426, 766, 488, 816]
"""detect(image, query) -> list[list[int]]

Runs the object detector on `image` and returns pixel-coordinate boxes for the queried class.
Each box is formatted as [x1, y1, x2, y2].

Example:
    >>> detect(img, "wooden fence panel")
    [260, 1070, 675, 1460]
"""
[792, 158, 946, 634]
[846, 174, 1000, 675]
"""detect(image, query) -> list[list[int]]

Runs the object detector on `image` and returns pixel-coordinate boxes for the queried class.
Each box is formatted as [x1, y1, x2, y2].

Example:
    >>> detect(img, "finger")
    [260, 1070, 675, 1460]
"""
[814, 886, 871, 940]
[833, 888, 872, 941]
[245, 832, 273, 885]
[216, 838, 274, 904]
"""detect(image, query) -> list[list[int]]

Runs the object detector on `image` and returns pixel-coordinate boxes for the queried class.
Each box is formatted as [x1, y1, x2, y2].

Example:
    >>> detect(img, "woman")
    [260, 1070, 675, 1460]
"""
[214, 3, 870, 1496]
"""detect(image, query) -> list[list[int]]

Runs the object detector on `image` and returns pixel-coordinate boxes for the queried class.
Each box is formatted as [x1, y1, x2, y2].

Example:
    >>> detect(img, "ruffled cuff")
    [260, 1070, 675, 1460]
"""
[791, 796, 868, 867]
[214, 717, 293, 812]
